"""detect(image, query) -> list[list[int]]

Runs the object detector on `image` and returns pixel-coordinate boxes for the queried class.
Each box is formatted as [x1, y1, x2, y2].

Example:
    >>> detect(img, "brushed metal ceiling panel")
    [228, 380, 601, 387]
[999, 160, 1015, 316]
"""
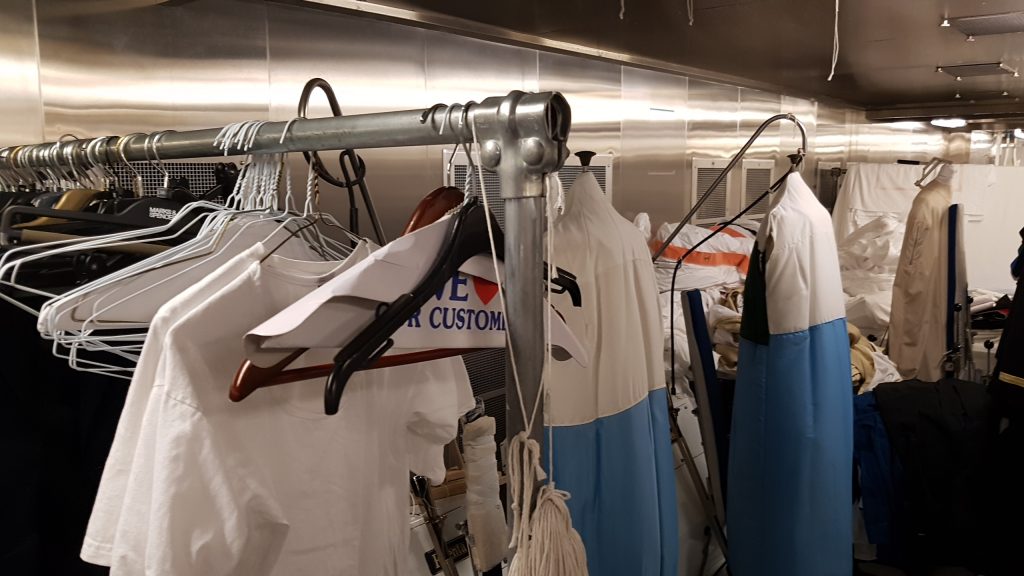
[367, 0, 1024, 112]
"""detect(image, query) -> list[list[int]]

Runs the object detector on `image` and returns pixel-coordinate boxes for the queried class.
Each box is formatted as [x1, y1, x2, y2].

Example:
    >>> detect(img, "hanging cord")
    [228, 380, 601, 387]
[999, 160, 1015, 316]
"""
[687, 0, 695, 26]
[619, 0, 625, 20]
[827, 0, 840, 81]
[468, 122, 588, 575]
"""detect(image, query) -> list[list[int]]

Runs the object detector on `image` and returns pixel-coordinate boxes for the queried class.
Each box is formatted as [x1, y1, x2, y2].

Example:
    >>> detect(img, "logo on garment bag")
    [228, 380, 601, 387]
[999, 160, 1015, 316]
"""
[405, 273, 506, 332]
[148, 207, 178, 221]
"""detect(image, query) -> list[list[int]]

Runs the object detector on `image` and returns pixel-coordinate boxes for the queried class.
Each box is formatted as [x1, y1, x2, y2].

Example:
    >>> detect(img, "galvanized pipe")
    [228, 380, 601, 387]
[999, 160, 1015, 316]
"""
[2, 109, 479, 168]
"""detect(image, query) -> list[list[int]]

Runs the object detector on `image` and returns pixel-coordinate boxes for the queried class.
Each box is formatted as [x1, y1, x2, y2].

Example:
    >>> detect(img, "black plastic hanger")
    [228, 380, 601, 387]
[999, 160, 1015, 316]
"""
[323, 197, 498, 414]
[0, 193, 210, 246]
[322, 197, 582, 415]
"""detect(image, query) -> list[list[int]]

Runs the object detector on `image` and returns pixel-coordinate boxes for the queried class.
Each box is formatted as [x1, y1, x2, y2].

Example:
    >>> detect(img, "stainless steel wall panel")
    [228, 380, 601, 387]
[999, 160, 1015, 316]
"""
[739, 89, 781, 160]
[684, 79, 739, 223]
[620, 67, 688, 225]
[36, 0, 270, 139]
[685, 79, 740, 162]
[0, 0, 44, 146]
[267, 2, 428, 239]
[780, 95, 817, 191]
[738, 89, 781, 213]
[538, 52, 621, 162]
[849, 114, 947, 164]
[424, 34, 538, 191]
[814, 103, 852, 165]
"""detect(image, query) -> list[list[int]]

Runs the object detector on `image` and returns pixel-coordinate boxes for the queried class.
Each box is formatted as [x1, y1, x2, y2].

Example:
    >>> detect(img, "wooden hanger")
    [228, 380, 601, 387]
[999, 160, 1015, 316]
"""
[402, 186, 463, 235]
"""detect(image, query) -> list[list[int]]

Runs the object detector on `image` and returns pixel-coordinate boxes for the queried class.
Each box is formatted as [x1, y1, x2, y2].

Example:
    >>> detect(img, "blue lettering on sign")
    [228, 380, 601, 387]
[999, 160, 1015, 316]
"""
[450, 275, 469, 302]
[418, 305, 506, 332]
[410, 274, 510, 332]
[407, 309, 421, 328]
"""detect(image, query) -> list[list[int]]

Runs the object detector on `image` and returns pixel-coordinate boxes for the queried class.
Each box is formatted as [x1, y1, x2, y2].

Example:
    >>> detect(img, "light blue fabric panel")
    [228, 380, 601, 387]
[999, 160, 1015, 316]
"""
[547, 388, 679, 576]
[727, 317, 853, 576]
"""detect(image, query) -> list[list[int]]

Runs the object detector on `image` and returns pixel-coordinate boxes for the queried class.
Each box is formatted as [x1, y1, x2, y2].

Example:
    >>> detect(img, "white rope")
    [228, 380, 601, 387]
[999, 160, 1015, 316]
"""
[619, 0, 625, 20]
[687, 0, 695, 26]
[827, 0, 840, 81]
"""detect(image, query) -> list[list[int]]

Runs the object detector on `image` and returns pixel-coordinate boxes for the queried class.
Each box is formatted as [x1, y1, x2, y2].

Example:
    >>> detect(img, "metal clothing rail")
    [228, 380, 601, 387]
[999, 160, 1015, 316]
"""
[650, 113, 808, 262]
[2, 92, 571, 512]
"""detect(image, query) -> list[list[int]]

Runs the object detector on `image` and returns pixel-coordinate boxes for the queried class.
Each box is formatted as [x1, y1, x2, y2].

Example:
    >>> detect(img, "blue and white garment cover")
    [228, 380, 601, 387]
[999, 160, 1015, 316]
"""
[547, 172, 679, 576]
[728, 172, 853, 576]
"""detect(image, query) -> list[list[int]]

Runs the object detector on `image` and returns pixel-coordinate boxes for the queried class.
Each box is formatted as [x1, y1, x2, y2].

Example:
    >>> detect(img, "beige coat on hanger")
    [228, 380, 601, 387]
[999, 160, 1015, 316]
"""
[888, 177, 953, 382]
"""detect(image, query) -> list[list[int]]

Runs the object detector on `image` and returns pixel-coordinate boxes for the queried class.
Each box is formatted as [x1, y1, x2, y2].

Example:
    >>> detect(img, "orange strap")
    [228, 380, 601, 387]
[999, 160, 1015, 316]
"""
[650, 240, 750, 273]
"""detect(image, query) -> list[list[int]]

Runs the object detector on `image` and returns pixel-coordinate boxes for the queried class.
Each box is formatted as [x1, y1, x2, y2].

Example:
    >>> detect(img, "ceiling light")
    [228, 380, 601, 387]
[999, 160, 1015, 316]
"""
[956, 76, 963, 81]
[1015, 128, 1024, 139]
[1016, 71, 1021, 78]
[950, 12, 1024, 36]
[955, 91, 962, 99]
[931, 118, 968, 129]
[941, 18, 951, 27]
[966, 34, 976, 42]
[937, 62, 1017, 78]
[1003, 91, 1010, 96]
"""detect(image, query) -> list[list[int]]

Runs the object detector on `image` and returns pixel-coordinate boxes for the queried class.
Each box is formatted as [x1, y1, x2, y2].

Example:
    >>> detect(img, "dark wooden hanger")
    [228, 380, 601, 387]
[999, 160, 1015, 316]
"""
[402, 186, 463, 235]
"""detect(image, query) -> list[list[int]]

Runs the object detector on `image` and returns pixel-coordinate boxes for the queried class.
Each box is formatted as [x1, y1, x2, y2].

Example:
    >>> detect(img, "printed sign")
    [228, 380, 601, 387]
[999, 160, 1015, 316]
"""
[392, 273, 509, 349]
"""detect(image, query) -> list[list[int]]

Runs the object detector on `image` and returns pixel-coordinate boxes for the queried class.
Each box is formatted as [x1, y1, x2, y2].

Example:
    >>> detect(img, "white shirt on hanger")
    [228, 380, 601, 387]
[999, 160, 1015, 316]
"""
[83, 243, 473, 576]
[82, 242, 277, 565]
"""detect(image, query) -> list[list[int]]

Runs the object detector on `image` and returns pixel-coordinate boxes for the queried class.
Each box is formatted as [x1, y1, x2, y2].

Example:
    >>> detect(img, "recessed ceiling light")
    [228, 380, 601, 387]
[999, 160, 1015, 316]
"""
[956, 76, 963, 81]
[931, 118, 968, 128]
[941, 18, 951, 27]
[955, 91, 962, 99]
[1003, 91, 1010, 96]
[966, 34, 976, 42]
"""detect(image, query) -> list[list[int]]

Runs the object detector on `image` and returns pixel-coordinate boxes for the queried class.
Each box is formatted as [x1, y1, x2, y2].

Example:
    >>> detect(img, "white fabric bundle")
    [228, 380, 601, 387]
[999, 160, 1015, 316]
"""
[462, 416, 507, 572]
[506, 432, 588, 576]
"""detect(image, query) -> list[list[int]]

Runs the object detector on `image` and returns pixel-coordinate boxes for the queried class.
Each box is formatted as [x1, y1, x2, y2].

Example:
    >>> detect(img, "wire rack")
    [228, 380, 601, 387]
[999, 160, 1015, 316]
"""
[109, 161, 221, 197]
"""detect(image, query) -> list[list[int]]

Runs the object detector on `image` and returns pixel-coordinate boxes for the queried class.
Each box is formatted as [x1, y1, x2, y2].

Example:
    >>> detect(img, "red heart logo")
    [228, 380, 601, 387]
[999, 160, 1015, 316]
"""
[472, 276, 499, 305]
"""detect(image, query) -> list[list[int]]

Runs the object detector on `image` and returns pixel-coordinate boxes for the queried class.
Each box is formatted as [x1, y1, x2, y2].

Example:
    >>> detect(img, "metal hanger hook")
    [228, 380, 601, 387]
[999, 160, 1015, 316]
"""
[151, 130, 175, 187]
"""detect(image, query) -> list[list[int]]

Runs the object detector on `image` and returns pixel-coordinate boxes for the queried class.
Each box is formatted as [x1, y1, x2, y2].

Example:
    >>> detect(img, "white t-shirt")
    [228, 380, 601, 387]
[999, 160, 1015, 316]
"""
[85, 245, 473, 575]
[82, 242, 275, 566]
